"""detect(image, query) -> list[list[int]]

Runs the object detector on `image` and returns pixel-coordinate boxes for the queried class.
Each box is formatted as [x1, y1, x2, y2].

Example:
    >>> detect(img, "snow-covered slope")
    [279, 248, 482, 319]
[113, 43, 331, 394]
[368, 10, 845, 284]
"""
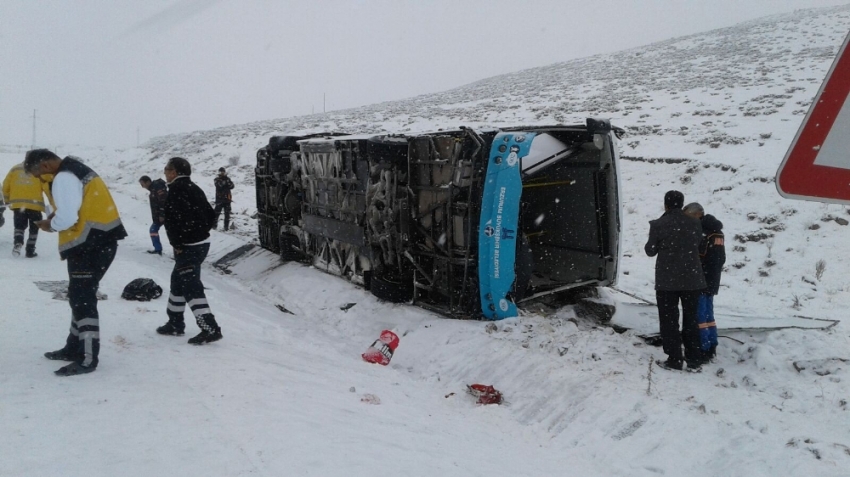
[3, 5, 850, 477]
[139, 5, 849, 168]
[112, 4, 850, 320]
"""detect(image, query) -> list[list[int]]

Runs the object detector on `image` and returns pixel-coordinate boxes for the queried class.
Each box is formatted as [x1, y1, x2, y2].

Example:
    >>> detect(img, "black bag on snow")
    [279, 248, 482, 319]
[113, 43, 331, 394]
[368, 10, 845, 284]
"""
[121, 278, 163, 301]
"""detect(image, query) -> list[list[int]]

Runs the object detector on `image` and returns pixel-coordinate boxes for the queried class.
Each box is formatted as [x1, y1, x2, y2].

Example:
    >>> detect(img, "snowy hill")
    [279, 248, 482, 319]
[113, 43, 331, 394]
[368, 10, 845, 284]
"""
[114, 4, 850, 319]
[2, 5, 850, 477]
[139, 5, 848, 165]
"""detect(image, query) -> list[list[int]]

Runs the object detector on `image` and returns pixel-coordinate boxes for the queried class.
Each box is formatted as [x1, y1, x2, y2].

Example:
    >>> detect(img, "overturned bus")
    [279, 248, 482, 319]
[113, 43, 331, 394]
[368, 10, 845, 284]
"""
[254, 119, 622, 320]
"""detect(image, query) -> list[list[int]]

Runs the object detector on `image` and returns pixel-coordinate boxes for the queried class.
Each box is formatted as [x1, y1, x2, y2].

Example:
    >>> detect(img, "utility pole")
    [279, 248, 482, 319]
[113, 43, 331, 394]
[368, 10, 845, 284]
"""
[31, 109, 37, 149]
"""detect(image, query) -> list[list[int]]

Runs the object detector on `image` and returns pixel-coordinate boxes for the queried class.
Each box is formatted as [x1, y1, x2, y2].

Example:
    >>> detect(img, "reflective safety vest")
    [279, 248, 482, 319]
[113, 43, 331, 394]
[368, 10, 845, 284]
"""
[55, 157, 127, 259]
[2, 163, 53, 212]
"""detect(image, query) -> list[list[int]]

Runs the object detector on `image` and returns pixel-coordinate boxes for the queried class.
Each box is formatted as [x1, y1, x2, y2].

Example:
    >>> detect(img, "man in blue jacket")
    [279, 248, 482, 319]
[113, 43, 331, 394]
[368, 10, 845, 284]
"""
[139, 175, 168, 255]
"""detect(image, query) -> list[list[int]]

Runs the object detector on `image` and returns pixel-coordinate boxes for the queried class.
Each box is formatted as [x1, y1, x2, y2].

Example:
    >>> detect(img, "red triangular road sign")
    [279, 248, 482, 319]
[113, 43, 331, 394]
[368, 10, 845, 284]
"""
[776, 30, 850, 204]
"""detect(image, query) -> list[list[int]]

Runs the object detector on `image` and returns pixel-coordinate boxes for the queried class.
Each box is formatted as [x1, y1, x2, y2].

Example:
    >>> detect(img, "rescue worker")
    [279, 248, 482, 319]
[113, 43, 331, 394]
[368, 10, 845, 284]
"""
[27, 149, 127, 376]
[139, 175, 168, 255]
[684, 202, 726, 362]
[158, 157, 222, 344]
[3, 162, 54, 257]
[213, 167, 234, 231]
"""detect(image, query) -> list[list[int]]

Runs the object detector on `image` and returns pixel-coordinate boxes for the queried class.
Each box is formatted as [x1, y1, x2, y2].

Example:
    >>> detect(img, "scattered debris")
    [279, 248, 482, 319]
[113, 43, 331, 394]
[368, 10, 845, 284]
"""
[362, 330, 399, 366]
[718, 335, 744, 345]
[466, 384, 503, 405]
[212, 243, 256, 270]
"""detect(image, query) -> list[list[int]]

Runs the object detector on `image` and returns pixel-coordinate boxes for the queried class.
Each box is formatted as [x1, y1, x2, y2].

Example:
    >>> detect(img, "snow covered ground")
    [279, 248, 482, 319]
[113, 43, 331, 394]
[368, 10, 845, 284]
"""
[2, 5, 850, 477]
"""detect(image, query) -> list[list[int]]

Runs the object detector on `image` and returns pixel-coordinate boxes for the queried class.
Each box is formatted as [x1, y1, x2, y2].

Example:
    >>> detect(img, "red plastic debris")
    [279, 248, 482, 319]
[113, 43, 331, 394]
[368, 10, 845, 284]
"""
[361, 330, 400, 366]
[466, 384, 503, 405]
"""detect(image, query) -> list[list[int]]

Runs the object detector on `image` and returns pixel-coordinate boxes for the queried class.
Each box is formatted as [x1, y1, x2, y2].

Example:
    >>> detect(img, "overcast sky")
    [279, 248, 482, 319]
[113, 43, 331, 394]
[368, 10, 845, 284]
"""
[1, 0, 848, 148]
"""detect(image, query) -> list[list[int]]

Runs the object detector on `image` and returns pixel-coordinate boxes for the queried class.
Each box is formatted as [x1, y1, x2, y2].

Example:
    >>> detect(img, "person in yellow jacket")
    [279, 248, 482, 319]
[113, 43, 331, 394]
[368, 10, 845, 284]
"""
[2, 163, 54, 257]
[26, 149, 127, 376]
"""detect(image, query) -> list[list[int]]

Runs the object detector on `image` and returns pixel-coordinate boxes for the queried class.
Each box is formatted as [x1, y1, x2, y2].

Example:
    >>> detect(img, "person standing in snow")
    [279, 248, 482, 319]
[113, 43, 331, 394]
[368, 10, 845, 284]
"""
[644, 190, 706, 372]
[139, 175, 168, 255]
[212, 167, 234, 231]
[157, 157, 222, 344]
[3, 161, 54, 257]
[684, 202, 726, 362]
[27, 149, 127, 376]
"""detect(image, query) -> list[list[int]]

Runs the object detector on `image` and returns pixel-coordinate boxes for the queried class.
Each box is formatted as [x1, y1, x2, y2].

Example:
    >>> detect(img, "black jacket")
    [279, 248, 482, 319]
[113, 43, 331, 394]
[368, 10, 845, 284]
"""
[699, 214, 726, 295]
[148, 178, 168, 223]
[164, 177, 215, 247]
[214, 175, 234, 204]
[645, 208, 707, 291]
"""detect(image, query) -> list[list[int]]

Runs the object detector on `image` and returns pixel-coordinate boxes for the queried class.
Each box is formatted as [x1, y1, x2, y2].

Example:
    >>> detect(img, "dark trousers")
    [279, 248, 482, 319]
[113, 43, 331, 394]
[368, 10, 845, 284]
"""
[213, 202, 231, 230]
[64, 241, 118, 368]
[656, 289, 703, 365]
[167, 243, 219, 332]
[149, 222, 163, 252]
[13, 209, 42, 252]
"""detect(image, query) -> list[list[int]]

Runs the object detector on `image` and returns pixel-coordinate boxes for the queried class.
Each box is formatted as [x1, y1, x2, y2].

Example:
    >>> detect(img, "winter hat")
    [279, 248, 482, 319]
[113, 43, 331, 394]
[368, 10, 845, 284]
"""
[218, 167, 226, 173]
[664, 190, 685, 210]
